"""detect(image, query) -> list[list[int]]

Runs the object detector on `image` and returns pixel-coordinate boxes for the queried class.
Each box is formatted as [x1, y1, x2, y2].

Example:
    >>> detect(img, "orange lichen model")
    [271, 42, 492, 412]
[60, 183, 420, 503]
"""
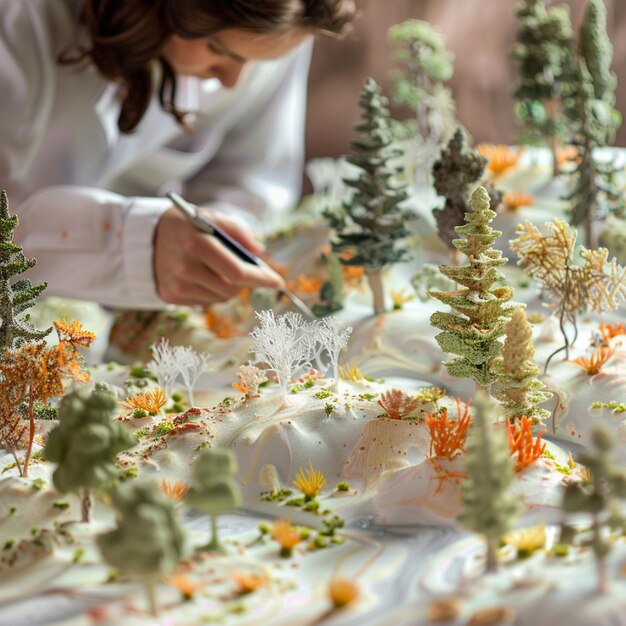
[597, 321, 626, 345]
[571, 346, 616, 376]
[160, 480, 189, 502]
[205, 307, 240, 339]
[425, 398, 472, 460]
[477, 144, 524, 176]
[503, 191, 535, 212]
[506, 416, 546, 473]
[122, 388, 167, 416]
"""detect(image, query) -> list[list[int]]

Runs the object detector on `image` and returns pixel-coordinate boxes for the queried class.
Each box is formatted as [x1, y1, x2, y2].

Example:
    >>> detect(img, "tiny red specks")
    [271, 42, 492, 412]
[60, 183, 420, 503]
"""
[60, 230, 68, 239]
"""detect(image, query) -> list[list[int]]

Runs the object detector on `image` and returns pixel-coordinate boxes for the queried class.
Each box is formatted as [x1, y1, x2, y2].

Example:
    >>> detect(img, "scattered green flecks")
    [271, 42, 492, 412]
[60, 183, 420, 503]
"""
[260, 489, 293, 503]
[336, 481, 350, 492]
[3, 540, 14, 551]
[304, 378, 316, 389]
[32, 478, 45, 490]
[360, 392, 379, 401]
[315, 389, 333, 400]
[591, 401, 626, 414]
[553, 543, 570, 557]
[285, 497, 306, 508]
[52, 500, 70, 510]
[152, 420, 175, 437]
[324, 403, 335, 418]
[73, 547, 85, 563]
[9, 506, 17, 515]
[134, 427, 149, 440]
[290, 383, 304, 394]
[120, 467, 139, 481]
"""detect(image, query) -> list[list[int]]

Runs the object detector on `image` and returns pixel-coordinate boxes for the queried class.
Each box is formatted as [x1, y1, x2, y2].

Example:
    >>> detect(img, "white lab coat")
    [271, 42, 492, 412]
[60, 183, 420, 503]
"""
[0, 0, 312, 309]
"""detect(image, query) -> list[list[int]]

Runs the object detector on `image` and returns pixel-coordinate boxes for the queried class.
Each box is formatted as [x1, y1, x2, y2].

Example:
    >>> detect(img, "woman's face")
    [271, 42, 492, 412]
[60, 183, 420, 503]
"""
[162, 28, 310, 87]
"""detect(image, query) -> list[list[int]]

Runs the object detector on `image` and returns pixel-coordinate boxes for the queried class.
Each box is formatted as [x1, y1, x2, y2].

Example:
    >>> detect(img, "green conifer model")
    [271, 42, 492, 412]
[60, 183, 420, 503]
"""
[432, 128, 502, 252]
[388, 19, 456, 146]
[511, 0, 575, 175]
[97, 480, 187, 616]
[324, 78, 412, 315]
[185, 448, 242, 552]
[493, 308, 553, 425]
[0, 190, 50, 352]
[44, 383, 136, 522]
[429, 187, 519, 391]
[561, 426, 626, 593]
[459, 394, 520, 573]
[566, 0, 622, 247]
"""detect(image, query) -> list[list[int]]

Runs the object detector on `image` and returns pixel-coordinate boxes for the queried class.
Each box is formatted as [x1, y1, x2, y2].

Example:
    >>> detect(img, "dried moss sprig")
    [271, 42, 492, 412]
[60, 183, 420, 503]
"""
[429, 187, 520, 391]
[511, 218, 626, 369]
[493, 309, 552, 425]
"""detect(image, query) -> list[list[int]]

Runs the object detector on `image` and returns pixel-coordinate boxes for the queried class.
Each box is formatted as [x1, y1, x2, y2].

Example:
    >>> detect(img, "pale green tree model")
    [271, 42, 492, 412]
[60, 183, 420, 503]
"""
[511, 0, 575, 175]
[565, 0, 622, 247]
[0, 190, 49, 352]
[561, 426, 626, 593]
[459, 394, 520, 573]
[324, 78, 412, 315]
[429, 187, 518, 391]
[313, 252, 345, 317]
[185, 448, 242, 552]
[44, 383, 136, 522]
[493, 308, 553, 425]
[97, 480, 187, 616]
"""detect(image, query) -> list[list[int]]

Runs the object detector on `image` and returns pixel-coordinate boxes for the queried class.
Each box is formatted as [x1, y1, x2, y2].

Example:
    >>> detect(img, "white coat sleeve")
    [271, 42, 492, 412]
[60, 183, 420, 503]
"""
[0, 0, 170, 309]
[184, 41, 313, 232]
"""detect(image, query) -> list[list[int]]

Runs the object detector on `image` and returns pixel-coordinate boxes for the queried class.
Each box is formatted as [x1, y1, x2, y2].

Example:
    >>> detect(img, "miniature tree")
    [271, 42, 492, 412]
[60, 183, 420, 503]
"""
[429, 186, 519, 391]
[388, 19, 457, 147]
[185, 448, 241, 552]
[511, 219, 626, 369]
[561, 425, 626, 593]
[493, 308, 552, 424]
[250, 310, 317, 402]
[511, 0, 575, 175]
[44, 383, 136, 522]
[312, 252, 345, 317]
[459, 394, 520, 573]
[565, 0, 622, 247]
[432, 128, 502, 253]
[97, 480, 187, 616]
[0, 190, 50, 352]
[316, 316, 352, 386]
[323, 78, 412, 315]
[146, 338, 178, 397]
[172, 345, 212, 407]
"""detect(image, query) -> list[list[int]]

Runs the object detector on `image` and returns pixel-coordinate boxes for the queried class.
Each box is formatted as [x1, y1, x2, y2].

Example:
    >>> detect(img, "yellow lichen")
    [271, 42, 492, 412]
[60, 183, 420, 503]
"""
[293, 461, 326, 500]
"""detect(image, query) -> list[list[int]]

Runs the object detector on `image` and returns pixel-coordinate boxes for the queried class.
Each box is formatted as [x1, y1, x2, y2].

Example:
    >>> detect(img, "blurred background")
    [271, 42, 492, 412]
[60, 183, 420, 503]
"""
[305, 0, 626, 163]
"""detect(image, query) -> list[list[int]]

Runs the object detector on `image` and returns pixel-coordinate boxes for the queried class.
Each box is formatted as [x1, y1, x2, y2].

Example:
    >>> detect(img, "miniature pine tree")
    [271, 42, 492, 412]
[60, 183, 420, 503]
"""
[432, 128, 502, 252]
[429, 186, 519, 391]
[565, 0, 622, 247]
[324, 78, 412, 315]
[44, 383, 136, 522]
[511, 218, 626, 369]
[97, 480, 187, 616]
[185, 448, 242, 552]
[0, 190, 50, 352]
[312, 252, 345, 317]
[388, 19, 457, 146]
[459, 394, 520, 573]
[561, 426, 626, 593]
[511, 0, 575, 175]
[493, 308, 553, 424]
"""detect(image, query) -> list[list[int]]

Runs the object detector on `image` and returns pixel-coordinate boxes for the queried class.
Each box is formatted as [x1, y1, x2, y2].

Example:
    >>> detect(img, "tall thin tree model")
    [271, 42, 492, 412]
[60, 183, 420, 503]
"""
[324, 78, 412, 315]
[459, 394, 520, 573]
[0, 190, 49, 352]
[429, 186, 519, 392]
[566, 0, 622, 247]
[511, 0, 575, 176]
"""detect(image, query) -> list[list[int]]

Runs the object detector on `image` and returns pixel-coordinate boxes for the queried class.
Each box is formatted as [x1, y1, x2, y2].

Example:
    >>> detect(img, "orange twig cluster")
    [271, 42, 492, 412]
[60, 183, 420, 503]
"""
[160, 479, 189, 502]
[506, 416, 546, 473]
[597, 322, 626, 345]
[477, 144, 524, 175]
[205, 308, 240, 339]
[377, 388, 420, 419]
[571, 346, 616, 376]
[425, 398, 472, 460]
[122, 388, 167, 416]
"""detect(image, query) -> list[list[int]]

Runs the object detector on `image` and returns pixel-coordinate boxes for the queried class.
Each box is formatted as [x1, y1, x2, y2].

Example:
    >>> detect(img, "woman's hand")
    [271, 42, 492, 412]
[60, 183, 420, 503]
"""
[153, 206, 284, 306]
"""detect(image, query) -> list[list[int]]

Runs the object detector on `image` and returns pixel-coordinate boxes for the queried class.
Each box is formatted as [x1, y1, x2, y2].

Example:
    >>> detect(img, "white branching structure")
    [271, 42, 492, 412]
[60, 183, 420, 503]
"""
[316, 317, 353, 384]
[173, 346, 212, 407]
[147, 339, 178, 397]
[249, 311, 318, 401]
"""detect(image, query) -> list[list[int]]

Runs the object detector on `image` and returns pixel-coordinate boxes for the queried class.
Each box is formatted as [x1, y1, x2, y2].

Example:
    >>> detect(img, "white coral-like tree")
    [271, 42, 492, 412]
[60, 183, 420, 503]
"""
[147, 338, 178, 397]
[250, 311, 318, 402]
[173, 346, 212, 407]
[316, 317, 353, 386]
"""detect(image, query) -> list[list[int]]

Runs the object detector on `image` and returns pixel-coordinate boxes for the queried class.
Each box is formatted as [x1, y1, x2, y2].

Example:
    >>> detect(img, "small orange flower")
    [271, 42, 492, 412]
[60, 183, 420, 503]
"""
[503, 191, 534, 212]
[342, 264, 365, 284]
[477, 144, 524, 176]
[160, 479, 189, 502]
[53, 319, 96, 348]
[231, 570, 270, 594]
[271, 519, 302, 556]
[122, 388, 167, 415]
[294, 274, 324, 294]
[205, 308, 240, 339]
[571, 346, 616, 376]
[328, 578, 359, 609]
[293, 462, 326, 500]
[166, 574, 199, 600]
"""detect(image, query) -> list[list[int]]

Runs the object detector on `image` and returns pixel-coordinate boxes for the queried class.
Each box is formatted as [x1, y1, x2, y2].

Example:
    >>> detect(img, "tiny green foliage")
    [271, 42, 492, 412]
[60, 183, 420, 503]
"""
[44, 384, 136, 520]
[590, 401, 626, 414]
[323, 78, 412, 315]
[336, 481, 350, 492]
[314, 389, 332, 400]
[185, 448, 242, 552]
[429, 187, 519, 390]
[152, 420, 175, 436]
[324, 403, 335, 418]
[459, 394, 519, 573]
[97, 480, 186, 579]
[0, 190, 50, 352]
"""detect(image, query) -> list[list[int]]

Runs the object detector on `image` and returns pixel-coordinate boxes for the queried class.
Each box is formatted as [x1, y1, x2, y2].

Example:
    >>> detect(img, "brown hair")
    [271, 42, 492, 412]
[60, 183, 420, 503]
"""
[62, 0, 357, 133]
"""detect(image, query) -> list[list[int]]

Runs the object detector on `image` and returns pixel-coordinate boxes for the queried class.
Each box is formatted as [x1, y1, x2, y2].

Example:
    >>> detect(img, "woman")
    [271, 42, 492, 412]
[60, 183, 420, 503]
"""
[0, 0, 357, 308]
